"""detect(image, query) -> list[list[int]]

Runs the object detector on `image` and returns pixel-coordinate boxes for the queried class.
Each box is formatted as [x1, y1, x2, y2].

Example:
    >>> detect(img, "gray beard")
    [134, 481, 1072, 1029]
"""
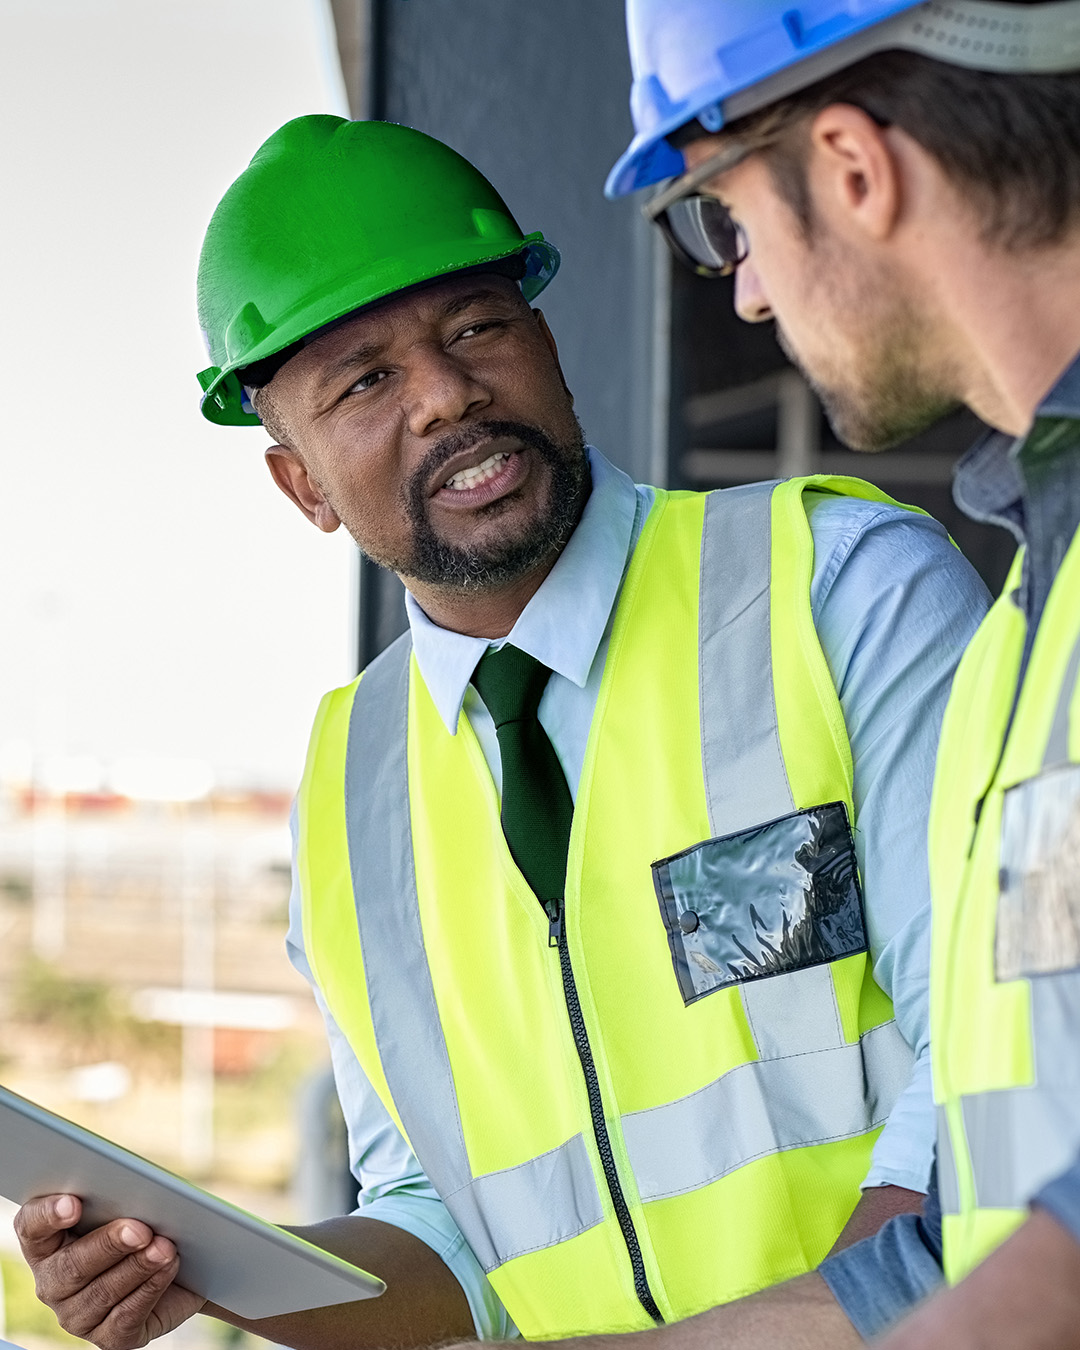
[361, 417, 590, 589]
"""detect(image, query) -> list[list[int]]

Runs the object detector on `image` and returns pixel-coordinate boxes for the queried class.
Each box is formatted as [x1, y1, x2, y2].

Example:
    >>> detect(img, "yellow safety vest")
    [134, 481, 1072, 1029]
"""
[297, 479, 914, 1338]
[932, 516, 1080, 1282]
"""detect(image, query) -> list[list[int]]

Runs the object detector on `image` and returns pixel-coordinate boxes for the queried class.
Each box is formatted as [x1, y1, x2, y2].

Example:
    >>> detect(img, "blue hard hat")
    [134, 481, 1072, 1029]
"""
[607, 0, 924, 197]
[606, 0, 1080, 198]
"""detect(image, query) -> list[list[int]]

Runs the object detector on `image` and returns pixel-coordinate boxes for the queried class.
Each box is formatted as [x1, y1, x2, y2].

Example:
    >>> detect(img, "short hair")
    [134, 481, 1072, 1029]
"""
[250, 385, 292, 445]
[701, 40, 1080, 250]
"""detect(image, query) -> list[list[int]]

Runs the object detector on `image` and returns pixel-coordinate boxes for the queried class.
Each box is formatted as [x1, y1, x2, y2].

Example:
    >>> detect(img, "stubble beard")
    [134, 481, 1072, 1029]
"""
[345, 417, 591, 589]
[776, 252, 960, 453]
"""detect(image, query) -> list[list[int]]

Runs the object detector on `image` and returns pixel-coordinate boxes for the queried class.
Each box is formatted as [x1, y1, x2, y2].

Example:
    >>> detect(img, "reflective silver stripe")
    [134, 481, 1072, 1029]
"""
[344, 636, 603, 1273]
[740, 964, 844, 1059]
[936, 1106, 961, 1215]
[623, 1019, 912, 1204]
[960, 1085, 1080, 1210]
[447, 1133, 604, 1270]
[345, 635, 466, 1190]
[1031, 967, 1080, 1088]
[1042, 628, 1080, 768]
[946, 972, 1080, 1212]
[699, 483, 794, 838]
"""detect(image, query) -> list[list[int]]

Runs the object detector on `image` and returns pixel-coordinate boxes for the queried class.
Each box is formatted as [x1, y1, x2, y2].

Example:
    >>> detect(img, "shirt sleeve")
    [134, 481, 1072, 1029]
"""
[1033, 1151, 1080, 1247]
[806, 494, 991, 1192]
[286, 812, 519, 1341]
[819, 1163, 944, 1339]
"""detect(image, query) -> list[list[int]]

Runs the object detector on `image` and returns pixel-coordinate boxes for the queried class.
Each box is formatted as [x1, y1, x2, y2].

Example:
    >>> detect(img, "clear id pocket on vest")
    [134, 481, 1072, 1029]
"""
[652, 802, 866, 1007]
[997, 763, 1080, 982]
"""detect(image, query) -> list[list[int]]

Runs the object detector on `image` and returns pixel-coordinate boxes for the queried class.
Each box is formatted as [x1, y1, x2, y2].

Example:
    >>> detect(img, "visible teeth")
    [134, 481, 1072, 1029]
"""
[444, 450, 510, 490]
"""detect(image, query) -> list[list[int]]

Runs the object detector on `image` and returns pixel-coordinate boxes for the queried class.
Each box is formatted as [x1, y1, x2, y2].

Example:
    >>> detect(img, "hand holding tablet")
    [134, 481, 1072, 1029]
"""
[14, 1193, 207, 1350]
[0, 1084, 384, 1323]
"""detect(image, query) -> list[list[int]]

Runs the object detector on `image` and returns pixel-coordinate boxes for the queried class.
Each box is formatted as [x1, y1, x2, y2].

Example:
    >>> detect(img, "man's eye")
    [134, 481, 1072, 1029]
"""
[457, 319, 500, 340]
[349, 369, 388, 394]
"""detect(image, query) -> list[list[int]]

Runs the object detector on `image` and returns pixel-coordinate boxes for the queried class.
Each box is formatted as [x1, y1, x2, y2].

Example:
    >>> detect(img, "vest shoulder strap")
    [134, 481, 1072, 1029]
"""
[695, 480, 794, 834]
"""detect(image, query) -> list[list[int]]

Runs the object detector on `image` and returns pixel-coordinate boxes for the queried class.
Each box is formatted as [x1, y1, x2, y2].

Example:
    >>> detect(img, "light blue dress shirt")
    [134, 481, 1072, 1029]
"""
[287, 448, 990, 1339]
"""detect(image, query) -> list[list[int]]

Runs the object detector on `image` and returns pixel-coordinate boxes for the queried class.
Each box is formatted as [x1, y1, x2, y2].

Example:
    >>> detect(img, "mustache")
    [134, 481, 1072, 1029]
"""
[404, 420, 566, 515]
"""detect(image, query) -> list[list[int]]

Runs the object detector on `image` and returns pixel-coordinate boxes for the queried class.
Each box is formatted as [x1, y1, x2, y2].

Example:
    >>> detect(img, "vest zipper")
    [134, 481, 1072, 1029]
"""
[545, 897, 664, 1325]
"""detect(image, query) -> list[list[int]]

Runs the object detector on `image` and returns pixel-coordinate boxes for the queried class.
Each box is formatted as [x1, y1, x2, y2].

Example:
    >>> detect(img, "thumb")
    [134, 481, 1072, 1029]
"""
[13, 1194, 82, 1263]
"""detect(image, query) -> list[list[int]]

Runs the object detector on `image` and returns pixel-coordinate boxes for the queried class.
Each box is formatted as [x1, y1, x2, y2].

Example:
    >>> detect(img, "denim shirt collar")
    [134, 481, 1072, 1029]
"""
[953, 348, 1080, 631]
[954, 350, 1080, 537]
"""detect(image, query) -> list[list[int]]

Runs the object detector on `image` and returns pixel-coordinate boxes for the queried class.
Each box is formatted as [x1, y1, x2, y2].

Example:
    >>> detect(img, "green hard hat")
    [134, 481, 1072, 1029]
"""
[196, 115, 561, 427]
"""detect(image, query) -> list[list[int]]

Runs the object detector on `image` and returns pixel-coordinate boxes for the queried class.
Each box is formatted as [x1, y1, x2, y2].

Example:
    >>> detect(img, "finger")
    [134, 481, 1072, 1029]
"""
[58, 1240, 179, 1348]
[14, 1194, 83, 1262]
[116, 1272, 205, 1347]
[146, 1280, 207, 1335]
[38, 1220, 162, 1305]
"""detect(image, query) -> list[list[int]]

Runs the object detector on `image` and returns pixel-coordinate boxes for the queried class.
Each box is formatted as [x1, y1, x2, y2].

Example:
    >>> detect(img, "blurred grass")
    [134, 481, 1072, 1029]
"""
[1, 1252, 84, 1346]
[13, 960, 181, 1071]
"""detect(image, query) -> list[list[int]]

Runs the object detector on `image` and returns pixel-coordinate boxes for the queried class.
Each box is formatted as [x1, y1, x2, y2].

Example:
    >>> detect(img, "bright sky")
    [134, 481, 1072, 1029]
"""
[0, 0, 356, 792]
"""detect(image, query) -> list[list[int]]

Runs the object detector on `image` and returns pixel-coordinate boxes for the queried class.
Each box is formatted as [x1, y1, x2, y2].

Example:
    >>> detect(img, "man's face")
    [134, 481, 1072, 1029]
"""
[263, 273, 589, 589]
[683, 135, 959, 451]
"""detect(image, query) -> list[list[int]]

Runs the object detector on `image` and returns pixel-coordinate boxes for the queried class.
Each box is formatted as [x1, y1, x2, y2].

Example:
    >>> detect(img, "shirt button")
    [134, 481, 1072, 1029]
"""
[679, 910, 700, 934]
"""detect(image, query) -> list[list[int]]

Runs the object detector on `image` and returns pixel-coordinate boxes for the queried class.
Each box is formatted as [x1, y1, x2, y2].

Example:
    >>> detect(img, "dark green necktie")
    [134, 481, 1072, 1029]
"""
[471, 644, 574, 905]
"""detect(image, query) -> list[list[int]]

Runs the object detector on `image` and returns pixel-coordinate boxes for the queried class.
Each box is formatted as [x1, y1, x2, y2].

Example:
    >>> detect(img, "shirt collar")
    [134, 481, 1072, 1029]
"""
[953, 348, 1080, 538]
[404, 446, 641, 732]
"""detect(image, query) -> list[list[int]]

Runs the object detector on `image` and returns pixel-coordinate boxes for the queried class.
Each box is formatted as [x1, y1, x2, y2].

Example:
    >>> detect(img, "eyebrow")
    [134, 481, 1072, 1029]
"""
[438, 286, 518, 318]
[311, 287, 519, 396]
[313, 339, 388, 395]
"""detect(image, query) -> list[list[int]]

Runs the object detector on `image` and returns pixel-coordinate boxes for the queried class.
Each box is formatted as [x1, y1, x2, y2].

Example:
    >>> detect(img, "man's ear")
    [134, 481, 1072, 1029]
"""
[264, 445, 341, 533]
[532, 309, 575, 405]
[807, 103, 902, 243]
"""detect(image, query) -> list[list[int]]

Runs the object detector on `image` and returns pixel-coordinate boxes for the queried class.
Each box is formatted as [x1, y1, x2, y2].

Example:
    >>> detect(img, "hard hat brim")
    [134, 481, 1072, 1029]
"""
[199, 235, 559, 427]
[606, 129, 688, 199]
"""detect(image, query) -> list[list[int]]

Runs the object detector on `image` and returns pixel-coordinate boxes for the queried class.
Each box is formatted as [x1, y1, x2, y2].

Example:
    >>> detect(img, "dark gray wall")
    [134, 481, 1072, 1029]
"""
[331, 0, 670, 665]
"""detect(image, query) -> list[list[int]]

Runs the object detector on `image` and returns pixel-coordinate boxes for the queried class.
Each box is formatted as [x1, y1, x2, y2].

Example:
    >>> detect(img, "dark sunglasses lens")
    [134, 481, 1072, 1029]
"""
[662, 196, 742, 276]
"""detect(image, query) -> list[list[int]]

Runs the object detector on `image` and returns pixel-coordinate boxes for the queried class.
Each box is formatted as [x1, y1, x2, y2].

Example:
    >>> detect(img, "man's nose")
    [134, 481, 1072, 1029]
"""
[406, 349, 491, 436]
[734, 258, 773, 324]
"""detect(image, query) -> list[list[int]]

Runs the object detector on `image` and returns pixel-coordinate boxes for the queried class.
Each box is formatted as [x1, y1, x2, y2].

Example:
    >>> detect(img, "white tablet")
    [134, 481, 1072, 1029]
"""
[0, 1084, 385, 1318]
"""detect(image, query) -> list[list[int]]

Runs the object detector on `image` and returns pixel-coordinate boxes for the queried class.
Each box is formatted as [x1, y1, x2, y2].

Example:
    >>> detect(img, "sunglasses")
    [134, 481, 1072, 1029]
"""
[642, 139, 760, 279]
